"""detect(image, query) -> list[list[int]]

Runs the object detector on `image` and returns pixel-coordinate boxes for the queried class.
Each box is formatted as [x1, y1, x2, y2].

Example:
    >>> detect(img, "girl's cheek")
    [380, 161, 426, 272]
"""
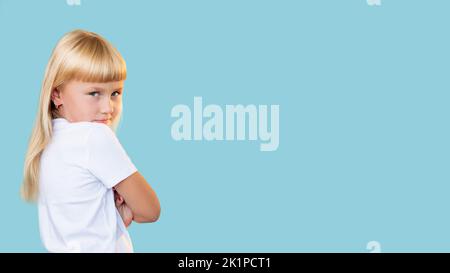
[114, 101, 123, 112]
[89, 100, 101, 111]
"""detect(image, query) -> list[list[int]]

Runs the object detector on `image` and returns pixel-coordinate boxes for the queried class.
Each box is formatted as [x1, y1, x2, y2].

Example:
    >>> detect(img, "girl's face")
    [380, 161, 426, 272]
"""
[52, 80, 124, 126]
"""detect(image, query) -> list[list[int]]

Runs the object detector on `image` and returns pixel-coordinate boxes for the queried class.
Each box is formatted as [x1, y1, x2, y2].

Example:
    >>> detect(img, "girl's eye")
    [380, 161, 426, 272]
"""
[112, 91, 121, 97]
[89, 91, 100, 97]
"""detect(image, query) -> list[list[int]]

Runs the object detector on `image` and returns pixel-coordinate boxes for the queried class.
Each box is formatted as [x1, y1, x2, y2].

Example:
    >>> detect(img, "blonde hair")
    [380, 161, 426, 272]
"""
[21, 29, 127, 202]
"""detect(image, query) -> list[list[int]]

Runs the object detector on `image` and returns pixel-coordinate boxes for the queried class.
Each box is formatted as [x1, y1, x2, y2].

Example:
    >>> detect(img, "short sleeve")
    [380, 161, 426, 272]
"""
[86, 124, 137, 189]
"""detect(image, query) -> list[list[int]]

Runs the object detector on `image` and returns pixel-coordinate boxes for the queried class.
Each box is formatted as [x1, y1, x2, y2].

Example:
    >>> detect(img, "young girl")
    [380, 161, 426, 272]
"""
[21, 29, 161, 253]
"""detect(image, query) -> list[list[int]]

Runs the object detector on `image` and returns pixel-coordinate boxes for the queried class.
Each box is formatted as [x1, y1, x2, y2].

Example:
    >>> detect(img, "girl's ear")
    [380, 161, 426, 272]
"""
[51, 87, 63, 106]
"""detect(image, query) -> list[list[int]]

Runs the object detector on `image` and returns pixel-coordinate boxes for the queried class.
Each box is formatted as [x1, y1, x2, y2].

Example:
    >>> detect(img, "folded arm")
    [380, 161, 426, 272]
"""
[114, 171, 161, 223]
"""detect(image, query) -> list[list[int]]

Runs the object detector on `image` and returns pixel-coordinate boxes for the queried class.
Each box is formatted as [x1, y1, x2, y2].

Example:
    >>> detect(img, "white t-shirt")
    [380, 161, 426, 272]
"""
[38, 118, 137, 253]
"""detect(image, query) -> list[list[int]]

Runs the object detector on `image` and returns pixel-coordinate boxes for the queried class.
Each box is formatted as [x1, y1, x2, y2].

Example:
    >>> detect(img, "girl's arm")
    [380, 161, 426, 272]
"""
[114, 189, 134, 227]
[114, 171, 161, 223]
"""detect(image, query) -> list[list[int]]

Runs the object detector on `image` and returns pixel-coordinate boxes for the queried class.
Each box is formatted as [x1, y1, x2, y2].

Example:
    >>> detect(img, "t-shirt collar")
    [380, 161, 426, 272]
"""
[52, 118, 70, 129]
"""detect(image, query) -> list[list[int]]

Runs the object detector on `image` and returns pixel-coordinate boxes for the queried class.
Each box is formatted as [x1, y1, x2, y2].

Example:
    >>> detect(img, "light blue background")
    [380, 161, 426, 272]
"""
[1, 0, 450, 252]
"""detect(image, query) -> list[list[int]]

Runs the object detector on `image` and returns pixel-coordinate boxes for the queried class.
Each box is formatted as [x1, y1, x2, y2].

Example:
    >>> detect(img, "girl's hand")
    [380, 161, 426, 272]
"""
[114, 188, 133, 227]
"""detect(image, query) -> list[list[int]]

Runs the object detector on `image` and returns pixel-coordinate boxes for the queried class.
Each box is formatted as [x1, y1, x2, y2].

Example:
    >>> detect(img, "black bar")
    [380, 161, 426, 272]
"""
[0, 253, 443, 272]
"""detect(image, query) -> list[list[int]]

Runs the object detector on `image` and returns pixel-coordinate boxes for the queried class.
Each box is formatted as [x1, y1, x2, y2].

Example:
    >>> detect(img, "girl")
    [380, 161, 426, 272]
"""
[21, 29, 161, 253]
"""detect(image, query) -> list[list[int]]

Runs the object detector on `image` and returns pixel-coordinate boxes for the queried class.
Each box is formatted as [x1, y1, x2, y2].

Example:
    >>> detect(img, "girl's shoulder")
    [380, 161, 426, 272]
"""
[51, 121, 116, 148]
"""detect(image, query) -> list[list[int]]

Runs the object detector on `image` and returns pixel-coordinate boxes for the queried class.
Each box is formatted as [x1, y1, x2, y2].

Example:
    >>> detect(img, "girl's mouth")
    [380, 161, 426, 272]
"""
[94, 119, 111, 124]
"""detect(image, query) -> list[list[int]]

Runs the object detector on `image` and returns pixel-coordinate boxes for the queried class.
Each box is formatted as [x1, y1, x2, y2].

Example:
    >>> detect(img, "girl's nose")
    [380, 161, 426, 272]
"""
[101, 98, 114, 114]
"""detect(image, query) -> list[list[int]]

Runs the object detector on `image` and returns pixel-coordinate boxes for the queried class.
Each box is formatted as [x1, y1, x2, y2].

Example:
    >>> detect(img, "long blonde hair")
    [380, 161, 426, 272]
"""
[21, 29, 127, 202]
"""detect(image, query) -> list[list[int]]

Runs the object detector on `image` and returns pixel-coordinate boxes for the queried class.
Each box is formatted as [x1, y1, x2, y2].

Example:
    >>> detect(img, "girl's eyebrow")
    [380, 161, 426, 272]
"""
[89, 86, 106, 91]
[89, 86, 123, 91]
